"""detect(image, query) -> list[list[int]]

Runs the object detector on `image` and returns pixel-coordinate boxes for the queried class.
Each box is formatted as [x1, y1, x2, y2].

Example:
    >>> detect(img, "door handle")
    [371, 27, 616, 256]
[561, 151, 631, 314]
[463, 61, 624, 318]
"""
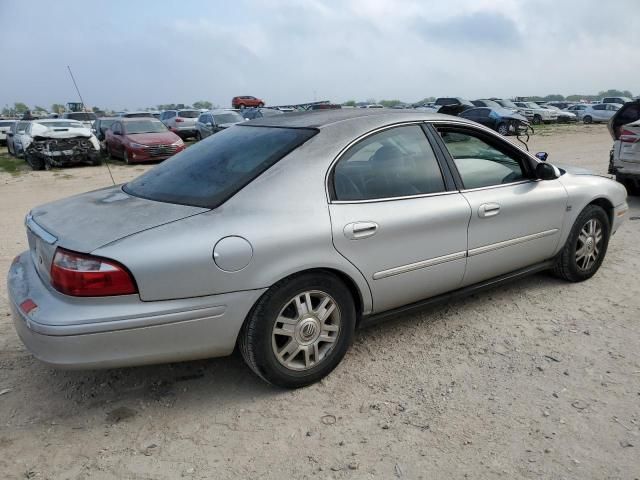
[344, 221, 378, 240]
[478, 203, 501, 218]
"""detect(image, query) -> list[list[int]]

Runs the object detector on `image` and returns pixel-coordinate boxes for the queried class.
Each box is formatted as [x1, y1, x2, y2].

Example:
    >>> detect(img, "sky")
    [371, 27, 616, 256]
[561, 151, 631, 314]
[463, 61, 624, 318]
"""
[1, 0, 638, 111]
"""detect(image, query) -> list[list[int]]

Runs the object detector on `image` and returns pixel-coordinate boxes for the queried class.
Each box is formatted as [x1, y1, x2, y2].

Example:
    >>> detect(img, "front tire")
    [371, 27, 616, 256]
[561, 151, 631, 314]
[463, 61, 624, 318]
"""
[553, 205, 610, 282]
[195, 131, 202, 141]
[497, 122, 509, 136]
[583, 115, 593, 124]
[25, 152, 45, 170]
[123, 149, 132, 165]
[532, 115, 542, 125]
[239, 272, 356, 388]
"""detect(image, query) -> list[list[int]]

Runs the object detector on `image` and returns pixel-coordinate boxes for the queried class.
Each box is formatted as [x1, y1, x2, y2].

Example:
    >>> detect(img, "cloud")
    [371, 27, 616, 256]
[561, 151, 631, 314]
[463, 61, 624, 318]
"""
[415, 11, 522, 48]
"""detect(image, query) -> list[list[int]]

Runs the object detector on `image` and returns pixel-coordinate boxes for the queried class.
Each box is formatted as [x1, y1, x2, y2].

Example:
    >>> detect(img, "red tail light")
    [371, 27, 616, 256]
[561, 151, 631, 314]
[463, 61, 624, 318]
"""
[175, 118, 184, 123]
[620, 129, 639, 143]
[50, 248, 137, 297]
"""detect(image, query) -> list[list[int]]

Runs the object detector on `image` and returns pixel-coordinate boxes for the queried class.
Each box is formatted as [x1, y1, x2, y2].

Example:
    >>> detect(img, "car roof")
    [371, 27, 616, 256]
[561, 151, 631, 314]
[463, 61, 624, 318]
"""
[33, 118, 83, 123]
[244, 108, 460, 129]
[119, 117, 162, 122]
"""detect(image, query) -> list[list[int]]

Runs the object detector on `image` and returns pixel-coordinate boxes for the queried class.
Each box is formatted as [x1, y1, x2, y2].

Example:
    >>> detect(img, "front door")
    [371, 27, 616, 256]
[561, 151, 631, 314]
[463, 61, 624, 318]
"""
[435, 125, 568, 286]
[328, 124, 471, 313]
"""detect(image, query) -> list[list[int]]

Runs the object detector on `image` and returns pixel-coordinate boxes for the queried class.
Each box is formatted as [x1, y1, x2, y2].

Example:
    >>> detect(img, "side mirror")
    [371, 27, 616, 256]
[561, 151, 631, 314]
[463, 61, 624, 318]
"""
[535, 152, 548, 161]
[536, 162, 560, 180]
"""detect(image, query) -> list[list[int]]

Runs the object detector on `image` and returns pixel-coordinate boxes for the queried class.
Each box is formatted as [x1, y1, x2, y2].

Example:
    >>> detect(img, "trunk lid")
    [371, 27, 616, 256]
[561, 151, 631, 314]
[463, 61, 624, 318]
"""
[27, 186, 207, 282]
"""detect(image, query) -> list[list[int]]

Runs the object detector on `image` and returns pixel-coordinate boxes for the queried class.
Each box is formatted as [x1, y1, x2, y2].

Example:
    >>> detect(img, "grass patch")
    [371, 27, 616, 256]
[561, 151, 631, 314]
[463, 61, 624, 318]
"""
[0, 151, 28, 175]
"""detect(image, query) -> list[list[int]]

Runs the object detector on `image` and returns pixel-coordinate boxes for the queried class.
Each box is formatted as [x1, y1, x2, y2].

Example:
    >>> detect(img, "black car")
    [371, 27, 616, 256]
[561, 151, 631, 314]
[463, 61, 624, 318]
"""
[93, 117, 119, 142]
[459, 107, 528, 136]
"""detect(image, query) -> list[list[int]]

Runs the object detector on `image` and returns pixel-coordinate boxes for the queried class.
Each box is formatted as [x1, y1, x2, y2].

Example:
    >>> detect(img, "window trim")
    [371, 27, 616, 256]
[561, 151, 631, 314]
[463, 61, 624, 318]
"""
[326, 121, 456, 204]
[430, 121, 538, 192]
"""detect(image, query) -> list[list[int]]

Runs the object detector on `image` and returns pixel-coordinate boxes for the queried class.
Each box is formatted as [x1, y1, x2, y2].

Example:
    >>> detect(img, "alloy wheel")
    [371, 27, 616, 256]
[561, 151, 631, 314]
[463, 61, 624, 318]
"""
[271, 290, 341, 371]
[575, 218, 602, 271]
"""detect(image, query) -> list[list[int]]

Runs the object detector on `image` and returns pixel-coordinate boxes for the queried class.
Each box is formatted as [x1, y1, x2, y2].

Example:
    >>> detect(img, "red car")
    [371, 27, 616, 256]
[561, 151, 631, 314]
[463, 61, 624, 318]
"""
[231, 95, 265, 109]
[105, 118, 185, 164]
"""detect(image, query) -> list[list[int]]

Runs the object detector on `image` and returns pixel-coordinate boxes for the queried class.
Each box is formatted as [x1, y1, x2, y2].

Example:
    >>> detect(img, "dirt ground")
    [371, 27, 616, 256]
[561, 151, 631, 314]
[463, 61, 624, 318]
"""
[0, 124, 638, 479]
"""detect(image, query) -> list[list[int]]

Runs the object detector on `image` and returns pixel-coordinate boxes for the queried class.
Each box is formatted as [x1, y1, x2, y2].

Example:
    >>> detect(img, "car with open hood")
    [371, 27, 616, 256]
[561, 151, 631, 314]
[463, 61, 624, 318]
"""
[22, 119, 101, 170]
[7, 109, 628, 388]
[608, 99, 640, 193]
[458, 107, 528, 135]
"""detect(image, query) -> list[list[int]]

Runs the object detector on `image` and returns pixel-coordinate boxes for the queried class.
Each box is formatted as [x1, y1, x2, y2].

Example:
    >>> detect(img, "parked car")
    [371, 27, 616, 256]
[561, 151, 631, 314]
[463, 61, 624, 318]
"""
[458, 107, 528, 135]
[8, 110, 627, 388]
[514, 102, 558, 125]
[195, 110, 245, 140]
[6, 121, 30, 156]
[232, 96, 265, 109]
[105, 118, 185, 164]
[242, 107, 285, 121]
[22, 119, 101, 170]
[608, 99, 640, 193]
[565, 104, 590, 121]
[582, 103, 622, 124]
[491, 98, 524, 113]
[602, 97, 633, 106]
[434, 97, 474, 108]
[546, 101, 574, 110]
[93, 117, 119, 145]
[471, 99, 503, 109]
[61, 112, 97, 129]
[0, 119, 15, 145]
[540, 105, 577, 123]
[360, 104, 384, 109]
[159, 109, 200, 140]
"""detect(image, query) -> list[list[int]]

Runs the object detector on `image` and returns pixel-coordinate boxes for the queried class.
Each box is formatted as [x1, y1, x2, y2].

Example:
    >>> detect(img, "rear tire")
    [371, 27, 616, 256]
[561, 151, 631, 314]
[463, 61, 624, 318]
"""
[532, 115, 542, 125]
[258, 103, 264, 108]
[239, 272, 356, 388]
[553, 204, 610, 282]
[583, 115, 593, 124]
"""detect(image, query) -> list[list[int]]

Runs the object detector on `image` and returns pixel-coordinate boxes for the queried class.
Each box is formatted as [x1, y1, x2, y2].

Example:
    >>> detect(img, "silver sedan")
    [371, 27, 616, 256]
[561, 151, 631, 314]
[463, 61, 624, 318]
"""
[7, 110, 628, 387]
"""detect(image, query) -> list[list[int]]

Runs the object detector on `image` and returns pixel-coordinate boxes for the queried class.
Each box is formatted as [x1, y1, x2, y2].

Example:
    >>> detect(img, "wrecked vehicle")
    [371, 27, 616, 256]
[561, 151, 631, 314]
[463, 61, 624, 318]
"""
[23, 120, 101, 170]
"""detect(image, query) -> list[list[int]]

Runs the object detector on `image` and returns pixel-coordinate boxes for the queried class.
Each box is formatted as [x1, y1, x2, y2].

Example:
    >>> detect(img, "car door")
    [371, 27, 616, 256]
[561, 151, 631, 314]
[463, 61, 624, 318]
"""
[110, 122, 124, 157]
[434, 124, 568, 286]
[328, 123, 471, 313]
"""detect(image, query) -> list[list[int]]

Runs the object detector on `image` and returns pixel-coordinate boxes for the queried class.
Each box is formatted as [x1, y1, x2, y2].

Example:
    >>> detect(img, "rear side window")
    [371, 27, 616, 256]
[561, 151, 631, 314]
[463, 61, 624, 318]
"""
[333, 125, 445, 201]
[124, 126, 317, 208]
[178, 110, 200, 118]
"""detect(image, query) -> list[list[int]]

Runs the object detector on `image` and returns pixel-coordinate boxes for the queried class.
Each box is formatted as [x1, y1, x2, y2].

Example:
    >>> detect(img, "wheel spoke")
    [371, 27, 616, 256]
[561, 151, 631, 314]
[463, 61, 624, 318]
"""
[294, 295, 309, 318]
[273, 326, 294, 337]
[318, 334, 336, 344]
[276, 315, 298, 326]
[316, 297, 336, 322]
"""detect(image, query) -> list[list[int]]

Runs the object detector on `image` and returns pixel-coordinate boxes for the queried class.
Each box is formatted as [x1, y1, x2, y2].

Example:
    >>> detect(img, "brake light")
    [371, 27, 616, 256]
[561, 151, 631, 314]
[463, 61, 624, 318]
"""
[175, 118, 184, 123]
[50, 248, 137, 297]
[620, 129, 639, 143]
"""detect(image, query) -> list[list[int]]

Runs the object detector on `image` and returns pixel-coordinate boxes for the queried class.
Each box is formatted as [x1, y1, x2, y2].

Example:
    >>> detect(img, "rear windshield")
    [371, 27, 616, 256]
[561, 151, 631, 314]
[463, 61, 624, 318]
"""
[0, 121, 15, 126]
[66, 112, 97, 121]
[178, 110, 200, 118]
[124, 126, 317, 208]
[124, 112, 154, 118]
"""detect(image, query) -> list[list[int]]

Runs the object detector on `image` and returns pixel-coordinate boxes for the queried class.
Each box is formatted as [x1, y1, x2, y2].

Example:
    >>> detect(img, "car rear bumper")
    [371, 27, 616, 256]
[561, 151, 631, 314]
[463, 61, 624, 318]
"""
[7, 251, 266, 369]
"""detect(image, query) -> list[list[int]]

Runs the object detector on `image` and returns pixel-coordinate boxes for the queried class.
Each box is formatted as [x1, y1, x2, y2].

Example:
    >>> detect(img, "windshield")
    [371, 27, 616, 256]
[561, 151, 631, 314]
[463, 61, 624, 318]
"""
[124, 126, 317, 208]
[0, 121, 15, 127]
[37, 121, 83, 128]
[496, 99, 518, 109]
[124, 112, 154, 118]
[213, 112, 244, 124]
[124, 119, 168, 134]
[178, 110, 200, 118]
[525, 103, 540, 109]
[66, 112, 97, 121]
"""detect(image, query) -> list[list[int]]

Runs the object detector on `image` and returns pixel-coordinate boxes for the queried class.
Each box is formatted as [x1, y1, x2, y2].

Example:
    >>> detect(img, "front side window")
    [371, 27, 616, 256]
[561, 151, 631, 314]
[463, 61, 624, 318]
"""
[593, 104, 606, 111]
[333, 125, 445, 201]
[438, 128, 527, 189]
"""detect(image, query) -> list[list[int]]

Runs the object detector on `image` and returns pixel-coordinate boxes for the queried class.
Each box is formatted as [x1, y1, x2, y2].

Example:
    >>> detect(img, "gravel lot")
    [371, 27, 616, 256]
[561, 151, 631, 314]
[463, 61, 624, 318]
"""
[0, 124, 638, 479]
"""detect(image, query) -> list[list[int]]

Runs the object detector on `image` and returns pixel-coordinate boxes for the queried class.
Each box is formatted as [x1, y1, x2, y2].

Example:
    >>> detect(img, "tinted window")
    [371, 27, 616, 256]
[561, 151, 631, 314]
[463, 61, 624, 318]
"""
[0, 121, 14, 127]
[124, 126, 317, 208]
[213, 112, 244, 124]
[333, 125, 445, 201]
[435, 98, 457, 106]
[178, 110, 200, 118]
[438, 128, 526, 189]
[65, 112, 97, 121]
[593, 104, 606, 110]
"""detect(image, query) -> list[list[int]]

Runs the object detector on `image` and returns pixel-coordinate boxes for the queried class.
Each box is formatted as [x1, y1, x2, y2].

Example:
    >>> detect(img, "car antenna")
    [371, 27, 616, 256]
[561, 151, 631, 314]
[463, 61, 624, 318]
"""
[67, 65, 115, 186]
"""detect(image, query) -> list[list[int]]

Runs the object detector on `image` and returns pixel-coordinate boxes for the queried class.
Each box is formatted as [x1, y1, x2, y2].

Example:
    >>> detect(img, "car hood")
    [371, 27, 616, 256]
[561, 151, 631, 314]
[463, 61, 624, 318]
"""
[29, 185, 207, 253]
[33, 127, 93, 140]
[555, 164, 596, 175]
[126, 132, 179, 145]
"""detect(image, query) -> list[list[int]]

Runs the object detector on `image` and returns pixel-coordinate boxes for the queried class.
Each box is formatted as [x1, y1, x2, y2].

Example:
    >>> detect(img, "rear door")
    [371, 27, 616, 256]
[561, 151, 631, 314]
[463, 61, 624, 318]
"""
[609, 101, 640, 164]
[434, 124, 567, 286]
[328, 123, 471, 313]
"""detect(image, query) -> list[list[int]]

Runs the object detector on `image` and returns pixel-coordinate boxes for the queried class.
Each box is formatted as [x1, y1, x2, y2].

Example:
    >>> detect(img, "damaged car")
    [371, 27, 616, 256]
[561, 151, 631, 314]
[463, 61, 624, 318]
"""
[23, 119, 101, 170]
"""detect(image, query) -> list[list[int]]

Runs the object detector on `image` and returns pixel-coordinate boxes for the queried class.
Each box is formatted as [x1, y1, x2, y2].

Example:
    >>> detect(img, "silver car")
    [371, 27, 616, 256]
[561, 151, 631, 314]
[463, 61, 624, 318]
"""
[7, 110, 628, 388]
[582, 103, 622, 124]
[195, 109, 245, 140]
[159, 109, 201, 140]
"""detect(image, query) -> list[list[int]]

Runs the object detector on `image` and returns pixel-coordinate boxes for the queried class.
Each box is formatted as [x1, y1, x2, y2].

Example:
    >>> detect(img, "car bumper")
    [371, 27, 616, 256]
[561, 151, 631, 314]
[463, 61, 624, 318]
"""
[612, 202, 628, 234]
[169, 126, 197, 136]
[7, 251, 266, 369]
[127, 145, 185, 163]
